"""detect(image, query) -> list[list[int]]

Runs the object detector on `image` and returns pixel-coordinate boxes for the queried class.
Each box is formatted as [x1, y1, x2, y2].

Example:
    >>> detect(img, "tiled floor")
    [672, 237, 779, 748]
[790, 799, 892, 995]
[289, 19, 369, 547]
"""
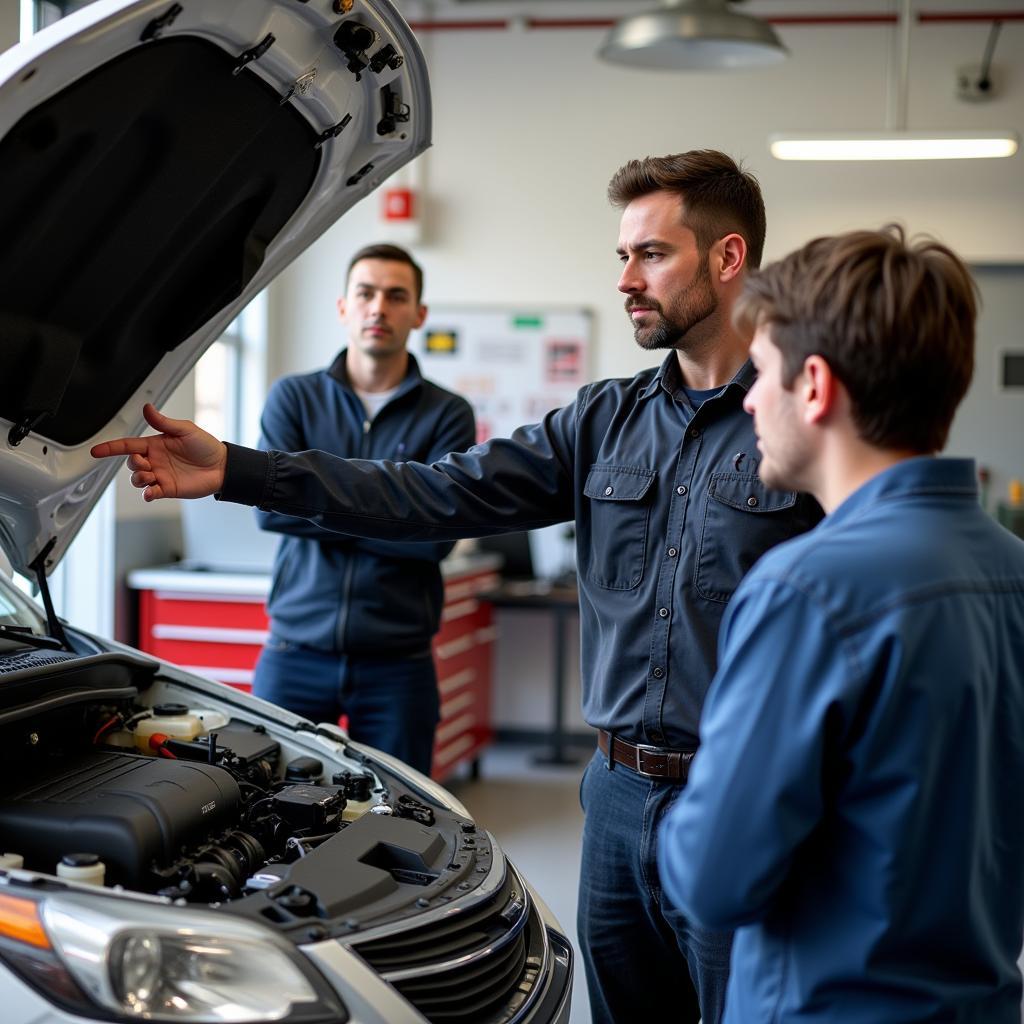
[448, 743, 593, 1024]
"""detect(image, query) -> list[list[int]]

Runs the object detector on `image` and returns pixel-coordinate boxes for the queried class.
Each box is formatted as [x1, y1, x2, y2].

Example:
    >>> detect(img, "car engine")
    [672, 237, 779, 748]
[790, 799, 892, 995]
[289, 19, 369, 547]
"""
[0, 650, 463, 914]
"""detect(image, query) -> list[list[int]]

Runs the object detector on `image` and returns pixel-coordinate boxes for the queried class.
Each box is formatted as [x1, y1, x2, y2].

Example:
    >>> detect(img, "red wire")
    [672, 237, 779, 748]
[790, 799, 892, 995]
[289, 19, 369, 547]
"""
[92, 716, 120, 744]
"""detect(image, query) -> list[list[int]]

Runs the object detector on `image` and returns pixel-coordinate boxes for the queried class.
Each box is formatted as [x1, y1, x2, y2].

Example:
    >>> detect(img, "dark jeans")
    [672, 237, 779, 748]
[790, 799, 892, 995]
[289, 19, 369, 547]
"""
[252, 638, 440, 776]
[578, 749, 732, 1024]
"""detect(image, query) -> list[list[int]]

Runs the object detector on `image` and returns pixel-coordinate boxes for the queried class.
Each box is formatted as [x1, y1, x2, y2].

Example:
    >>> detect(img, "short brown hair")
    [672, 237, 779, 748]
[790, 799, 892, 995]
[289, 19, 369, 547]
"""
[347, 243, 424, 301]
[607, 150, 767, 268]
[736, 225, 977, 454]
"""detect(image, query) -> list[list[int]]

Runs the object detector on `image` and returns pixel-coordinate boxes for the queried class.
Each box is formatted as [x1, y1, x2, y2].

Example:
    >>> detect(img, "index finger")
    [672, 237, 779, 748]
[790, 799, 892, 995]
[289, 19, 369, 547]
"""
[90, 437, 152, 459]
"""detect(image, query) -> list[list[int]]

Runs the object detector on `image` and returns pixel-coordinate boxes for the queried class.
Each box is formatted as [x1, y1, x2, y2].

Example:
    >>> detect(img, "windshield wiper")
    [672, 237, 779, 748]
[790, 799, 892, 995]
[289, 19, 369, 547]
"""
[0, 623, 66, 651]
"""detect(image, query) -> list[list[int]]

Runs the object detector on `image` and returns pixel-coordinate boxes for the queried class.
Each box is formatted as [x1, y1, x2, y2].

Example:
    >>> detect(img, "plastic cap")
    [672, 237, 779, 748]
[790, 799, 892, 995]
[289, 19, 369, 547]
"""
[61, 852, 99, 867]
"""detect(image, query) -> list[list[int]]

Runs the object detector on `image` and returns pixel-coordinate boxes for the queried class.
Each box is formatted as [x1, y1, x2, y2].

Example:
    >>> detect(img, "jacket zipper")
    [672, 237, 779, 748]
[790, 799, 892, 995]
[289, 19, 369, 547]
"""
[334, 416, 372, 651]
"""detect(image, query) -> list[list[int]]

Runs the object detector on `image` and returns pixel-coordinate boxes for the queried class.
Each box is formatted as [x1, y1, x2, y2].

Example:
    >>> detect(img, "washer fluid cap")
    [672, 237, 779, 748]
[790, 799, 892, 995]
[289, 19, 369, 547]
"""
[61, 852, 99, 867]
[285, 756, 324, 783]
[154, 702, 190, 717]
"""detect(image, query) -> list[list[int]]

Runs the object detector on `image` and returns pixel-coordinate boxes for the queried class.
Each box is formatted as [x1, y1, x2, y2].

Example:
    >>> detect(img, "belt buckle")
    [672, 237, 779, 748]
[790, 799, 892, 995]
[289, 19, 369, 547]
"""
[631, 741, 661, 779]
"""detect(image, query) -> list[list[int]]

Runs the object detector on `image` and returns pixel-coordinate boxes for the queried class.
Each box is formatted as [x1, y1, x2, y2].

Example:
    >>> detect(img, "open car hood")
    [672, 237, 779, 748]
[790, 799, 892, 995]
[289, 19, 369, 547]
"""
[0, 0, 429, 578]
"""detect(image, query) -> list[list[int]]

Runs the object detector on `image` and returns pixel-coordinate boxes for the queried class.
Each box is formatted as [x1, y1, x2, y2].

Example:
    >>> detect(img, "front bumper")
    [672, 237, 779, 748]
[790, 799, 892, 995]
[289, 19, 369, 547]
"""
[303, 843, 573, 1024]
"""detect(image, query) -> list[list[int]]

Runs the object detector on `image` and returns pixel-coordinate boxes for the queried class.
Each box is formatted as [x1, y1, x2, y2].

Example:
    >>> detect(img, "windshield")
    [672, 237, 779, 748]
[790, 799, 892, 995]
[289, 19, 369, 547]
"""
[0, 572, 50, 634]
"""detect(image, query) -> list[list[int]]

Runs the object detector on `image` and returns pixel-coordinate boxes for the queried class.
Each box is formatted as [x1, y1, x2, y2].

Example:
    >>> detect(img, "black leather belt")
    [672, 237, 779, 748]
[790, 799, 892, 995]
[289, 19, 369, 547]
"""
[598, 730, 696, 782]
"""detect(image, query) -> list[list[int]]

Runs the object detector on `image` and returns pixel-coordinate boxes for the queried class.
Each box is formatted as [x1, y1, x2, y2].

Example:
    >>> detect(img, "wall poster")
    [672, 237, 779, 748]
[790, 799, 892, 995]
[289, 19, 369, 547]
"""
[410, 306, 592, 444]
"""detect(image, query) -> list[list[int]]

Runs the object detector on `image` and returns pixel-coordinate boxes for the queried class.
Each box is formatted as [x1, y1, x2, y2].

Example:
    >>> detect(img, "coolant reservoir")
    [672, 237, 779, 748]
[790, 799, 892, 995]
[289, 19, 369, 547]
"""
[341, 797, 376, 822]
[134, 703, 201, 753]
[104, 730, 137, 749]
[57, 853, 105, 886]
[191, 709, 230, 734]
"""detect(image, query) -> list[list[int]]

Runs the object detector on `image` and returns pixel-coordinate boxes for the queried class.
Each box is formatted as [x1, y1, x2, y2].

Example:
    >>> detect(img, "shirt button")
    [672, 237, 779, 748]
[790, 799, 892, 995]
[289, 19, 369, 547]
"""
[653, 667, 664, 679]
[668, 547, 678, 557]
[689, 428, 700, 439]
[676, 485, 687, 496]
[604, 486, 614, 496]
[658, 608, 669, 618]
[747, 496, 759, 507]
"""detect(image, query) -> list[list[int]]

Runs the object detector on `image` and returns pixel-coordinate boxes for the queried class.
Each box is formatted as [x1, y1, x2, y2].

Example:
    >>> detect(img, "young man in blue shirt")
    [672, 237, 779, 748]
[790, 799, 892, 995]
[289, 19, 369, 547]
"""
[92, 151, 821, 1023]
[659, 226, 1024, 1022]
[251, 244, 474, 776]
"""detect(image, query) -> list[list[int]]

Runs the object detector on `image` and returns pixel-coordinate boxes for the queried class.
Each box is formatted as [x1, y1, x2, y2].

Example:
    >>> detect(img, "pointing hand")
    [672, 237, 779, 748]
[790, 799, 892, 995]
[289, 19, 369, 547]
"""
[90, 403, 228, 502]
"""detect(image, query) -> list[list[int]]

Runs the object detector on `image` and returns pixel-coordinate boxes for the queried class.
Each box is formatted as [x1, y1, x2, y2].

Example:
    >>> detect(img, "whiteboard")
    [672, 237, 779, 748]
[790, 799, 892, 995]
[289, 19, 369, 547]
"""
[408, 306, 592, 443]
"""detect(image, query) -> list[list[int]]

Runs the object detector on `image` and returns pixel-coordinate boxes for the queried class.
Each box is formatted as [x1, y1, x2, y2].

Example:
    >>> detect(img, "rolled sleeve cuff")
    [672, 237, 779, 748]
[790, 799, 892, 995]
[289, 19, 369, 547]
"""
[216, 443, 272, 507]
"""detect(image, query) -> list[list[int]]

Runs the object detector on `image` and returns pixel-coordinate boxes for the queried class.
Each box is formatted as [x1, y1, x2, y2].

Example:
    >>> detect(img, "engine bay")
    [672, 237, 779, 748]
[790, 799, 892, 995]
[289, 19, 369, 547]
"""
[0, 649, 495, 941]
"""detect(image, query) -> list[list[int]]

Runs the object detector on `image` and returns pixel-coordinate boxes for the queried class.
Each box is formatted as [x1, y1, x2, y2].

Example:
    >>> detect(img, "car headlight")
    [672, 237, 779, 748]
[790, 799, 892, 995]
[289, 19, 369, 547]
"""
[0, 889, 345, 1022]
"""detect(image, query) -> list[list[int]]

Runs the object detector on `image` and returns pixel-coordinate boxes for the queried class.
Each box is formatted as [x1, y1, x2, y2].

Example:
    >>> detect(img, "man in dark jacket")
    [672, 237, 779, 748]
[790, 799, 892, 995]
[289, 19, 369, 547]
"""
[252, 243, 475, 775]
[93, 151, 820, 1024]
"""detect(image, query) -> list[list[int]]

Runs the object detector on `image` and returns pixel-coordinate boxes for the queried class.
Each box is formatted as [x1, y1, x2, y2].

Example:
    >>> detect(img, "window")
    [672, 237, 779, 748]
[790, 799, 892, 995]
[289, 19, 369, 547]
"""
[194, 292, 268, 448]
[195, 330, 241, 443]
[26, 0, 93, 35]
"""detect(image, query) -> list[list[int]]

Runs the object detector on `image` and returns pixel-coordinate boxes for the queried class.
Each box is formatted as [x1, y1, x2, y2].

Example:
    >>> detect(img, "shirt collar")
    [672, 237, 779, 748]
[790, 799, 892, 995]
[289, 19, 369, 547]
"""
[327, 349, 424, 398]
[828, 456, 979, 527]
[638, 353, 756, 402]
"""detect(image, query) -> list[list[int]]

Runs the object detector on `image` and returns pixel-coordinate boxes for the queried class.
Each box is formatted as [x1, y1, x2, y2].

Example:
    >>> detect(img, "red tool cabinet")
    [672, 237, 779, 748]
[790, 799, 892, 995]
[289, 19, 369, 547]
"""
[129, 558, 500, 782]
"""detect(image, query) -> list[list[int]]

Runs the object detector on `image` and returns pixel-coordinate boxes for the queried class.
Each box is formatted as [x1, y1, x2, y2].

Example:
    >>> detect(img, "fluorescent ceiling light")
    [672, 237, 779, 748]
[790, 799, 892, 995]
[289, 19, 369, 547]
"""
[769, 131, 1020, 161]
[600, 0, 787, 70]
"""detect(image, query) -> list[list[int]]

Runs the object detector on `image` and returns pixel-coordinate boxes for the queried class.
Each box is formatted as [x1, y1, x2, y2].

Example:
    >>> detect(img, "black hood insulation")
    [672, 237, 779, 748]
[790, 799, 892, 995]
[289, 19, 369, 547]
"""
[0, 35, 321, 445]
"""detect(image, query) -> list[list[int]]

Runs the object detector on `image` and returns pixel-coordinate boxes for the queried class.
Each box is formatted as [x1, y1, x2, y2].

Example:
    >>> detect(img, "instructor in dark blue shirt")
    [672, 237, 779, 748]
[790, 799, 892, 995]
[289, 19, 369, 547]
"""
[93, 151, 820, 1024]
[660, 226, 1024, 1022]
[252, 244, 475, 776]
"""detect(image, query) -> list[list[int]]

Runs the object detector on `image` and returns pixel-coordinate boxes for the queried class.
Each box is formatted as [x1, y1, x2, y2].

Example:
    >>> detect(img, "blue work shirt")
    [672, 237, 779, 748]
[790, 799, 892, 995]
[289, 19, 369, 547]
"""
[659, 457, 1024, 1023]
[256, 351, 476, 654]
[221, 353, 820, 746]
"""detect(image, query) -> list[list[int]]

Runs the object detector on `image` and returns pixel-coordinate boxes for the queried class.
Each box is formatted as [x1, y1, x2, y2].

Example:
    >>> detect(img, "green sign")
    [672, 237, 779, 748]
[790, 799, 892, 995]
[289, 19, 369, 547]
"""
[512, 315, 544, 329]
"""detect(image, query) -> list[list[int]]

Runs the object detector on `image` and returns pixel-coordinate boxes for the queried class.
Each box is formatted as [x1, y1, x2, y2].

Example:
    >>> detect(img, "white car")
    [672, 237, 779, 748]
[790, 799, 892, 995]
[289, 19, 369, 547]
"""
[0, 2, 573, 1022]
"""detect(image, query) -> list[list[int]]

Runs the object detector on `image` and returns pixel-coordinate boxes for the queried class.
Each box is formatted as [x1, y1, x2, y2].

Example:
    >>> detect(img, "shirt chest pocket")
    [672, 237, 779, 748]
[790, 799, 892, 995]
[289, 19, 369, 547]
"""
[583, 465, 656, 591]
[694, 473, 798, 603]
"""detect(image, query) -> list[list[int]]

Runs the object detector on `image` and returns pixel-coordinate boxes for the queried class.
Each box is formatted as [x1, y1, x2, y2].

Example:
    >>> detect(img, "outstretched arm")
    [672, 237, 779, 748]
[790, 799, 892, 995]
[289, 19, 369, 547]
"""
[97, 394, 581, 542]
[90, 403, 228, 501]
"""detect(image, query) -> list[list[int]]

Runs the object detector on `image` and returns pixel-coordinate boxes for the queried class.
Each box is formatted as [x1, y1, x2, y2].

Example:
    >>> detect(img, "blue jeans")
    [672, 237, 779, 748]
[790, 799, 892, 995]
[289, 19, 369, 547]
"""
[252, 638, 440, 776]
[578, 750, 732, 1024]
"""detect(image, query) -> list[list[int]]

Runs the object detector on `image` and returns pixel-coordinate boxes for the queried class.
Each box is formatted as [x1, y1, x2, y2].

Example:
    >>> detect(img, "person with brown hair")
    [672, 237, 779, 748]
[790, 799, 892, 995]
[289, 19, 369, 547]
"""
[659, 225, 1024, 1023]
[91, 151, 821, 1023]
[250, 243, 475, 776]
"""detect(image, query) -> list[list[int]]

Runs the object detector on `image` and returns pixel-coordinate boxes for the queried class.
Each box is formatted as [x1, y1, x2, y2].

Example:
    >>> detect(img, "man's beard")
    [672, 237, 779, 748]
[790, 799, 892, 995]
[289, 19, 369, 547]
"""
[626, 254, 718, 351]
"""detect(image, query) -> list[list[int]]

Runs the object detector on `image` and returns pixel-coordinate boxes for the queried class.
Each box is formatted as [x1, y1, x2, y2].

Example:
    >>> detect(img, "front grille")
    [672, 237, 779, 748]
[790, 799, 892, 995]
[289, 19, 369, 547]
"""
[356, 865, 545, 1023]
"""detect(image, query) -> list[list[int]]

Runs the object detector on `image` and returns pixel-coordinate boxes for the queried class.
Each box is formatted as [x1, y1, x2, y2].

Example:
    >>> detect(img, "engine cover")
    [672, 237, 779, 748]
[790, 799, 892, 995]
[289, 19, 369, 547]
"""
[0, 751, 240, 886]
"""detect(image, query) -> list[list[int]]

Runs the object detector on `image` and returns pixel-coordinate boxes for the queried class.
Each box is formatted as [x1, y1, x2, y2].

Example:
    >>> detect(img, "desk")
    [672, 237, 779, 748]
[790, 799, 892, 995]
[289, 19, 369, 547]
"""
[482, 581, 581, 765]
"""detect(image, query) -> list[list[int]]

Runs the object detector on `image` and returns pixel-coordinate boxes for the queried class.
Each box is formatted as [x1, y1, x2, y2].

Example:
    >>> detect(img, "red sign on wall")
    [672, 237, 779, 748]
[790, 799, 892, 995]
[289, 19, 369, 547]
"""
[383, 187, 416, 221]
